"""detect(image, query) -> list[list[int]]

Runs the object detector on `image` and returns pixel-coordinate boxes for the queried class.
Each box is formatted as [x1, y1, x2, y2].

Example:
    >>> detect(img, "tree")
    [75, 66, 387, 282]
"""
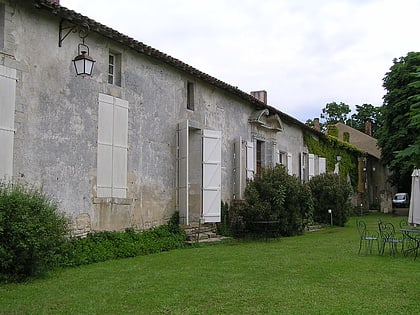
[349, 104, 383, 137]
[377, 52, 420, 191]
[320, 102, 351, 126]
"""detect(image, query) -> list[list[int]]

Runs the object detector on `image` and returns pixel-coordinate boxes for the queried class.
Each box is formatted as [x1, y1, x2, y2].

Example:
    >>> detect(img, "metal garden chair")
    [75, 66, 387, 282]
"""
[378, 221, 403, 256]
[356, 220, 379, 255]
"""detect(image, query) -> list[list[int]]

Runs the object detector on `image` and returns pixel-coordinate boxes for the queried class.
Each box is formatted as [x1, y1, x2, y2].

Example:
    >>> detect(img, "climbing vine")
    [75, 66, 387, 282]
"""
[304, 134, 361, 188]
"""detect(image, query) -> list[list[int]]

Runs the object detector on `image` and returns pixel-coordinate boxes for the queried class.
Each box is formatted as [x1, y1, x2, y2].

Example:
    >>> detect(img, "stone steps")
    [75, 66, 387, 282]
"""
[182, 223, 226, 243]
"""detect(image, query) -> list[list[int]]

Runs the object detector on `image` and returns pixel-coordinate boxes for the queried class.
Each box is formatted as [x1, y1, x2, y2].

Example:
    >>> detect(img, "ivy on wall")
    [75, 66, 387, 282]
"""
[304, 134, 362, 188]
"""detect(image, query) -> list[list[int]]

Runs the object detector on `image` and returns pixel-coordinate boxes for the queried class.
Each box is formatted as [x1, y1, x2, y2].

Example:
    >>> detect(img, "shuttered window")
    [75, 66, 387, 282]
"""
[0, 65, 16, 180]
[97, 93, 128, 198]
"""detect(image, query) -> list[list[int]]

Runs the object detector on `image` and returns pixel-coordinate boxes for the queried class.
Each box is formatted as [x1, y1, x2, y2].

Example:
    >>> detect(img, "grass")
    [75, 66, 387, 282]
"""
[1, 213, 419, 314]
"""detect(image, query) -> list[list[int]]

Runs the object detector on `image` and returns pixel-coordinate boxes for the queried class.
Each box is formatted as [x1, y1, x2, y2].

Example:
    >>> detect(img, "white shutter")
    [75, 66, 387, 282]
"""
[112, 99, 128, 198]
[319, 157, 326, 175]
[275, 150, 280, 165]
[97, 94, 128, 198]
[308, 154, 315, 179]
[234, 137, 244, 200]
[0, 65, 16, 180]
[202, 129, 221, 223]
[287, 153, 293, 175]
[178, 120, 189, 225]
[246, 141, 255, 180]
[97, 94, 114, 197]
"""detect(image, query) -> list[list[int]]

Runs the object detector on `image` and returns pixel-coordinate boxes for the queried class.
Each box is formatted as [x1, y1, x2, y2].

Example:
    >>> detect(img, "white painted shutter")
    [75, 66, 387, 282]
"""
[246, 141, 255, 180]
[202, 129, 221, 223]
[178, 120, 189, 225]
[287, 153, 293, 175]
[234, 137, 244, 200]
[97, 94, 114, 197]
[308, 154, 315, 179]
[0, 65, 16, 180]
[319, 157, 326, 175]
[112, 98, 129, 198]
[275, 150, 280, 165]
[97, 94, 128, 198]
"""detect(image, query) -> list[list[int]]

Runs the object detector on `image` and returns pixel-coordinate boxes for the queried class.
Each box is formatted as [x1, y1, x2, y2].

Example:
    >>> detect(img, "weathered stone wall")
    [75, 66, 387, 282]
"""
[3, 0, 314, 232]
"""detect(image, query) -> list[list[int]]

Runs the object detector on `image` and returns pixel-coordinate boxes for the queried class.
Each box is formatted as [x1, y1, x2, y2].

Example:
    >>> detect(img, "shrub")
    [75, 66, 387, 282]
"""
[308, 173, 352, 226]
[0, 182, 69, 282]
[231, 165, 313, 237]
[60, 213, 186, 267]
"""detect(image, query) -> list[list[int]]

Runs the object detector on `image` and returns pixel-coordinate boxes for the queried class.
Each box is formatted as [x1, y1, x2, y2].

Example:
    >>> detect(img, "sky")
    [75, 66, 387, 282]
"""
[60, 0, 420, 122]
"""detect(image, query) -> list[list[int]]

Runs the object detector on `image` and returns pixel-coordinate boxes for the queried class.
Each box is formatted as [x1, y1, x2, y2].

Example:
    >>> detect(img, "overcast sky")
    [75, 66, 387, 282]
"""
[60, 0, 420, 122]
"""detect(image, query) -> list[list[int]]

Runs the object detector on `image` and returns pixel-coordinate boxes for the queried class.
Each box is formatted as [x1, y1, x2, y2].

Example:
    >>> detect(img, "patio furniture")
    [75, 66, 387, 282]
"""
[378, 221, 403, 256]
[356, 220, 379, 255]
[400, 227, 420, 260]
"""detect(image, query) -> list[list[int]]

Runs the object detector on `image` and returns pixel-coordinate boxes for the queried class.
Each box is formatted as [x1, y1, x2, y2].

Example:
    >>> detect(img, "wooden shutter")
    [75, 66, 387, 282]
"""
[112, 98, 129, 198]
[0, 65, 17, 180]
[202, 129, 221, 223]
[287, 153, 293, 175]
[97, 94, 128, 198]
[246, 141, 255, 180]
[234, 138, 244, 200]
[178, 120, 189, 225]
[308, 154, 315, 179]
[319, 157, 326, 175]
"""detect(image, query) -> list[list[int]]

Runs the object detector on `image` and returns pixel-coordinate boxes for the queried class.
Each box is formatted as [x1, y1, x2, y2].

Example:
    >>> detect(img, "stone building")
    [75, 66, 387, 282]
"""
[0, 0, 327, 234]
[333, 122, 393, 212]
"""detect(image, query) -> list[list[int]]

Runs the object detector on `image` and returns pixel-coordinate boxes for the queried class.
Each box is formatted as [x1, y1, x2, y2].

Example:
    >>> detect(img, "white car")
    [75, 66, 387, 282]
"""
[392, 193, 409, 208]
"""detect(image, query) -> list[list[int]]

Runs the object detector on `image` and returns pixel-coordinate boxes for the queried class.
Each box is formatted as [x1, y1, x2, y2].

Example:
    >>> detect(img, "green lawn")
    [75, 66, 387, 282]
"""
[1, 214, 418, 314]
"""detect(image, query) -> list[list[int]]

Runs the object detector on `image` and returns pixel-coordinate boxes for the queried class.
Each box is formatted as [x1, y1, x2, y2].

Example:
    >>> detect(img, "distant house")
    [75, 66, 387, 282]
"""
[1, 0, 328, 234]
[332, 122, 393, 212]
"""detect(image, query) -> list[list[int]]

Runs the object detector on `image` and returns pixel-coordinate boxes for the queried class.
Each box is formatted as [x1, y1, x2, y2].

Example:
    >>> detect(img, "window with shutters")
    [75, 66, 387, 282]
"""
[97, 93, 128, 198]
[0, 65, 16, 180]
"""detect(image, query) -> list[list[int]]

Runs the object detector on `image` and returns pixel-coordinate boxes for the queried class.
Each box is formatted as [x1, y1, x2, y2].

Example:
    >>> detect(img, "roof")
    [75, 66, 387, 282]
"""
[333, 123, 381, 159]
[31, 0, 323, 137]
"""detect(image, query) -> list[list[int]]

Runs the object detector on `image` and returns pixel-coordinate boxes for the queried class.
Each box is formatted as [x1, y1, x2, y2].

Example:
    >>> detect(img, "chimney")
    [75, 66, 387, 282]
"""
[250, 90, 267, 105]
[365, 121, 372, 136]
[313, 118, 320, 131]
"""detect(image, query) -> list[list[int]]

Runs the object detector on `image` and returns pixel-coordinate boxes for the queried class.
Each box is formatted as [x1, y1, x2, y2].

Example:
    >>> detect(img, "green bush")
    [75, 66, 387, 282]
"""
[60, 214, 186, 267]
[231, 165, 313, 237]
[0, 182, 69, 282]
[308, 173, 352, 226]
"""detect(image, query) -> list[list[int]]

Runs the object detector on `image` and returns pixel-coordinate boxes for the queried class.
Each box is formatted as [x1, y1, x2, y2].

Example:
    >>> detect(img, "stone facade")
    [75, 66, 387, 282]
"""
[0, 0, 328, 233]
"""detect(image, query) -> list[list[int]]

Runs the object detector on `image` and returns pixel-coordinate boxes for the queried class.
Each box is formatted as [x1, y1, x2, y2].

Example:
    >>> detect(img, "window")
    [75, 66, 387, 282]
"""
[187, 81, 194, 110]
[108, 52, 121, 86]
[97, 93, 128, 198]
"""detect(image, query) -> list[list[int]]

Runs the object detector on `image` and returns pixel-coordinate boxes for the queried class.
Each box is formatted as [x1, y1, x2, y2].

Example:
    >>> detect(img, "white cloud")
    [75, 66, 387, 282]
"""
[60, 0, 420, 121]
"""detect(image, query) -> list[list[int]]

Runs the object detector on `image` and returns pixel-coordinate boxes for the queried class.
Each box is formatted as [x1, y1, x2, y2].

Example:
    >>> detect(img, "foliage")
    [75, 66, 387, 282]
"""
[304, 134, 360, 188]
[231, 165, 313, 237]
[321, 101, 351, 126]
[349, 103, 383, 137]
[0, 182, 69, 282]
[59, 214, 186, 267]
[308, 173, 352, 226]
[377, 52, 420, 191]
[306, 102, 382, 137]
[216, 201, 231, 236]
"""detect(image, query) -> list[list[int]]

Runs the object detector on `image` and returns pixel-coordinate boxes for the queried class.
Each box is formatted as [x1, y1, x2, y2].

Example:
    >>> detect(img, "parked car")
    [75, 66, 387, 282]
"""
[392, 193, 410, 208]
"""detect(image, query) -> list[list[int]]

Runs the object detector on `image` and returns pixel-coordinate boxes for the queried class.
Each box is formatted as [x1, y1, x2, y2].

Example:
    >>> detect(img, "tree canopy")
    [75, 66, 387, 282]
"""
[306, 102, 382, 136]
[377, 51, 420, 191]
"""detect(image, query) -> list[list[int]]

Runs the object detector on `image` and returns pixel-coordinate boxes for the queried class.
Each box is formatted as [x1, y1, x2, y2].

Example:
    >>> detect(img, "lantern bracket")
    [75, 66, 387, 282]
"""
[59, 19, 89, 47]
